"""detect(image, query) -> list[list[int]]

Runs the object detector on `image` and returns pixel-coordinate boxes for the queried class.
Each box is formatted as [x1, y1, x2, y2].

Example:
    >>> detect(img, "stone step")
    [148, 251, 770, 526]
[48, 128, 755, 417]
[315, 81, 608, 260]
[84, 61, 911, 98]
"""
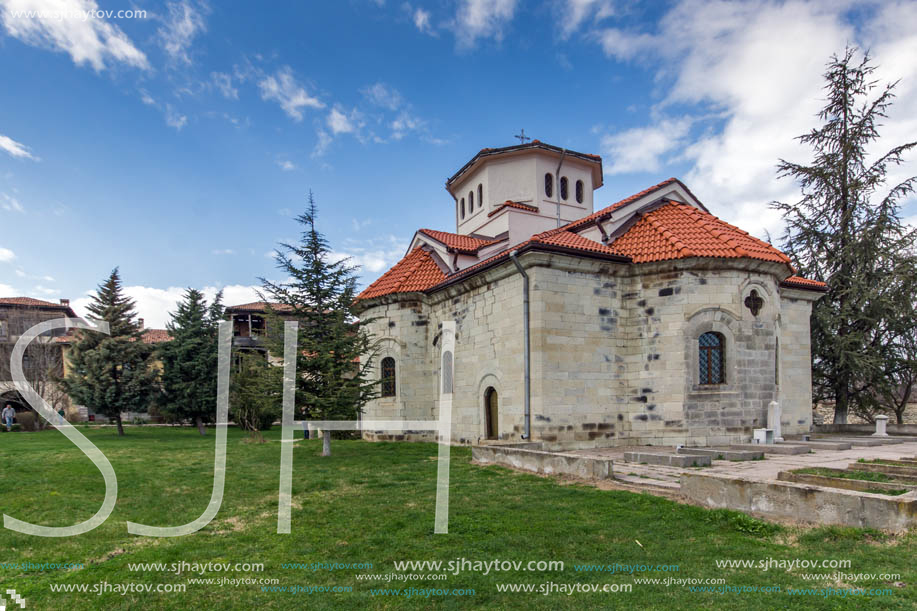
[613, 472, 682, 490]
[623, 451, 711, 468]
[778, 440, 853, 450]
[812, 436, 903, 446]
[729, 443, 810, 455]
[677, 447, 764, 461]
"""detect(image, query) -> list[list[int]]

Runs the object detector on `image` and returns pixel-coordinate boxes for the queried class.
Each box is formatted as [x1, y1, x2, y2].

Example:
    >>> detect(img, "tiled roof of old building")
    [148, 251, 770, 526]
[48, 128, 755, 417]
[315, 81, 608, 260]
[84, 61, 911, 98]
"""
[224, 301, 294, 313]
[781, 275, 828, 290]
[0, 297, 70, 308]
[416, 229, 503, 253]
[140, 328, 172, 344]
[607, 201, 792, 265]
[560, 177, 683, 233]
[487, 201, 539, 217]
[357, 183, 826, 301]
[357, 247, 448, 300]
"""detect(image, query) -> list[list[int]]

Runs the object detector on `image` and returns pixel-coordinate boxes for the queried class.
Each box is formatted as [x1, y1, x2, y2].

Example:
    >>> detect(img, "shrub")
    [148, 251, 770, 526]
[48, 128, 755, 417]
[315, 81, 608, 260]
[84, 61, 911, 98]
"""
[16, 411, 36, 432]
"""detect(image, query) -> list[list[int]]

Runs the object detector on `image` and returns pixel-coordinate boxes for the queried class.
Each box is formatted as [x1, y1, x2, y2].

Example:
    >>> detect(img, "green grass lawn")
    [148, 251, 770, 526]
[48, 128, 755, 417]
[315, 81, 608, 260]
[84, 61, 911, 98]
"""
[0, 427, 915, 610]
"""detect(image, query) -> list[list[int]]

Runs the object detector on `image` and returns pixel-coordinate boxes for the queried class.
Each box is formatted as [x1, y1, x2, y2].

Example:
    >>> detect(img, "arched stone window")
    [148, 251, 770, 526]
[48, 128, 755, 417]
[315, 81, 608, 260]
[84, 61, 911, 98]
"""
[575, 179, 584, 203]
[544, 173, 553, 198]
[477, 183, 483, 209]
[560, 176, 569, 200]
[380, 357, 396, 397]
[469, 190, 474, 210]
[442, 350, 453, 394]
[698, 332, 725, 385]
[460, 198, 465, 219]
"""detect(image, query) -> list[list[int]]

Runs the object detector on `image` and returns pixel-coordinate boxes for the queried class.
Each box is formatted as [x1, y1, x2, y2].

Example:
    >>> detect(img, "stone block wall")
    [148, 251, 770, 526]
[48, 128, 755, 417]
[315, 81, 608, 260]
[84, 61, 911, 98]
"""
[360, 252, 819, 448]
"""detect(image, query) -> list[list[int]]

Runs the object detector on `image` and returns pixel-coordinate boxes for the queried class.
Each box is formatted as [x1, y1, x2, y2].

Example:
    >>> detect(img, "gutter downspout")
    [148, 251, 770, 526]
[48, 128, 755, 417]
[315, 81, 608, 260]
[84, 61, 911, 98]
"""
[509, 250, 531, 440]
[555, 148, 567, 228]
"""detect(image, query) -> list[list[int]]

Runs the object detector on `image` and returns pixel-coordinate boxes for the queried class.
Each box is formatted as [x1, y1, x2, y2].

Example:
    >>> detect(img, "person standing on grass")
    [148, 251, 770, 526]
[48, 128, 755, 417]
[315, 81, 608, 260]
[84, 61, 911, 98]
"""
[2, 403, 15, 431]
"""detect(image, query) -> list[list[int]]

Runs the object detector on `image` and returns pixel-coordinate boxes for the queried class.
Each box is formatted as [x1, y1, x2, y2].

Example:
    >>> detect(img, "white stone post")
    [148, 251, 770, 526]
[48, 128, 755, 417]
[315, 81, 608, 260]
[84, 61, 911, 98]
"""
[767, 401, 783, 442]
[872, 414, 889, 437]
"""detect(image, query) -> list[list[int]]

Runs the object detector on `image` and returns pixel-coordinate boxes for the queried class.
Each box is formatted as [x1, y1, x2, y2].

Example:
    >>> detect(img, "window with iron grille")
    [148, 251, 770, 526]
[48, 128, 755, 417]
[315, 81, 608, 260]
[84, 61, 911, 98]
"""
[698, 332, 725, 384]
[575, 179, 584, 203]
[544, 173, 553, 197]
[560, 176, 568, 200]
[380, 357, 396, 397]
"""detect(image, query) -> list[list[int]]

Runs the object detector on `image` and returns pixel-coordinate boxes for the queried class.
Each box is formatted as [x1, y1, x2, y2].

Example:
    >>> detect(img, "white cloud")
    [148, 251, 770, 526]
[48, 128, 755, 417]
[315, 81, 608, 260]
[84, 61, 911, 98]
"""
[362, 82, 404, 110]
[139, 89, 156, 106]
[602, 118, 692, 175]
[32, 284, 58, 296]
[0, 247, 15, 262]
[558, 0, 614, 39]
[73, 284, 262, 329]
[1, 193, 24, 212]
[0, 133, 38, 160]
[596, 28, 656, 61]
[276, 160, 296, 171]
[453, 0, 516, 48]
[591, 0, 917, 239]
[0, 0, 148, 71]
[258, 66, 324, 121]
[211, 71, 238, 99]
[211, 248, 234, 255]
[413, 7, 433, 35]
[391, 110, 425, 140]
[312, 129, 333, 158]
[0, 283, 16, 295]
[157, 0, 207, 64]
[165, 105, 188, 130]
[327, 106, 357, 135]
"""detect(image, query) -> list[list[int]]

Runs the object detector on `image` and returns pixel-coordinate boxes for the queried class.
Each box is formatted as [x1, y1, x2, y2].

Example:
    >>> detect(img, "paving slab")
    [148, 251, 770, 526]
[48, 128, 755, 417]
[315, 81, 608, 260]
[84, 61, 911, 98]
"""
[729, 443, 810, 455]
[677, 447, 763, 461]
[778, 440, 853, 450]
[813, 436, 904, 446]
[624, 451, 711, 467]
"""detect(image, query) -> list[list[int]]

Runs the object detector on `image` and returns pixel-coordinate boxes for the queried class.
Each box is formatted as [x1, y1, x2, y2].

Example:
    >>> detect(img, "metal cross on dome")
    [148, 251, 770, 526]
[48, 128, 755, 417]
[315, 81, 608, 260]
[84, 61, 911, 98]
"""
[514, 129, 530, 144]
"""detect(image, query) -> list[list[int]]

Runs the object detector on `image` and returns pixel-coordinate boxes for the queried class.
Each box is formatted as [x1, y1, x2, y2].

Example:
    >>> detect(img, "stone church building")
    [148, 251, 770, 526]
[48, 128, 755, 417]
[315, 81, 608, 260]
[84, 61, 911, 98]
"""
[355, 141, 825, 449]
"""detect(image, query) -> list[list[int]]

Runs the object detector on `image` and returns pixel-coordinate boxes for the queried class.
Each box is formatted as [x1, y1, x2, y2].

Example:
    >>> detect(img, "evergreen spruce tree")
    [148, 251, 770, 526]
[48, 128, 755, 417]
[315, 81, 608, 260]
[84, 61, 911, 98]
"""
[61, 268, 158, 436]
[159, 288, 223, 435]
[772, 47, 917, 424]
[261, 192, 377, 456]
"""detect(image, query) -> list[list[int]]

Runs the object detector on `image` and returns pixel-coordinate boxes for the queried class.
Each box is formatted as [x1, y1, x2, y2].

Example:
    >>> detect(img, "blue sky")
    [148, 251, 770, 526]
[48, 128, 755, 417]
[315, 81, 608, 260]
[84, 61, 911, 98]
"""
[1, 0, 915, 326]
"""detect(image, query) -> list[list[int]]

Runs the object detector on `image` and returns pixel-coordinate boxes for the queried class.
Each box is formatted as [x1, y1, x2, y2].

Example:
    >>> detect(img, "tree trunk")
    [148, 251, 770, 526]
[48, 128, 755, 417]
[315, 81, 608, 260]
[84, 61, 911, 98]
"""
[196, 416, 206, 436]
[833, 385, 849, 425]
[116, 413, 125, 436]
[322, 431, 331, 457]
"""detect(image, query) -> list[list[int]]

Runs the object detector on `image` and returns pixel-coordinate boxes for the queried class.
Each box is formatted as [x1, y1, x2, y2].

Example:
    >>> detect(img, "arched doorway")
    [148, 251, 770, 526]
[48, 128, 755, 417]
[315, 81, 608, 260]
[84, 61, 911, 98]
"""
[0, 391, 28, 413]
[484, 387, 498, 440]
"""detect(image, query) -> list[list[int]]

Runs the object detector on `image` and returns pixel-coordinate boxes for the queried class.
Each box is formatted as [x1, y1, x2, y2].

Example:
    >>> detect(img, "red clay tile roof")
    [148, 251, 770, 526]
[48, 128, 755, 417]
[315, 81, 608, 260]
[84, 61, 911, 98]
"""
[224, 301, 294, 313]
[416, 229, 502, 254]
[781, 275, 828, 291]
[357, 182, 822, 301]
[357, 247, 448, 300]
[55, 328, 173, 344]
[0, 297, 69, 308]
[141, 328, 172, 344]
[487, 201, 539, 217]
[560, 178, 681, 233]
[609, 201, 792, 265]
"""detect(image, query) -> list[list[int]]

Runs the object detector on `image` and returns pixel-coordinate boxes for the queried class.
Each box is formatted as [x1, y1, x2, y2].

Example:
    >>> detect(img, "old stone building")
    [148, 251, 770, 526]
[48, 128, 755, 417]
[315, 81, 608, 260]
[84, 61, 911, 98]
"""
[0, 297, 78, 417]
[355, 141, 826, 449]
